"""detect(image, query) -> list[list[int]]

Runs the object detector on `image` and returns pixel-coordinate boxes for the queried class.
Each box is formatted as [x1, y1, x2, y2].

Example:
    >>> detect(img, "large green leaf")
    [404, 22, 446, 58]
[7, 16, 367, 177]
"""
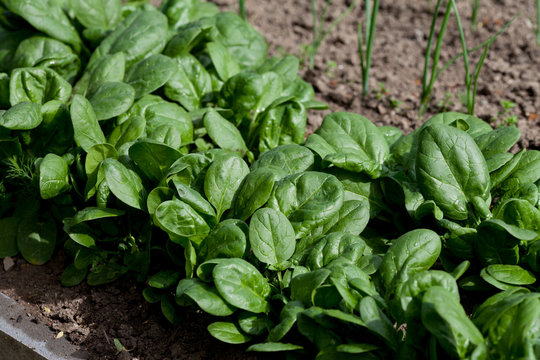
[416, 124, 490, 220]
[213, 258, 270, 314]
[102, 158, 146, 210]
[249, 208, 295, 267]
[204, 154, 249, 221]
[267, 172, 344, 238]
[39, 153, 70, 199]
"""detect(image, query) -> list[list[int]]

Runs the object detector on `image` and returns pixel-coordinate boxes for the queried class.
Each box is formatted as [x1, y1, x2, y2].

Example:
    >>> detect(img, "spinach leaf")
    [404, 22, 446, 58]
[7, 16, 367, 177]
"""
[102, 158, 146, 211]
[267, 172, 344, 238]
[416, 124, 490, 220]
[10, 67, 72, 105]
[70, 95, 106, 152]
[125, 54, 177, 98]
[12, 36, 81, 82]
[0, 102, 42, 130]
[204, 154, 249, 221]
[154, 198, 210, 246]
[213, 258, 271, 314]
[204, 109, 248, 157]
[88, 82, 136, 121]
[39, 153, 70, 199]
[251, 144, 314, 175]
[249, 208, 296, 267]
[71, 0, 122, 30]
[177, 278, 236, 316]
[421, 287, 484, 358]
[232, 167, 285, 221]
[3, 0, 82, 52]
[378, 229, 441, 299]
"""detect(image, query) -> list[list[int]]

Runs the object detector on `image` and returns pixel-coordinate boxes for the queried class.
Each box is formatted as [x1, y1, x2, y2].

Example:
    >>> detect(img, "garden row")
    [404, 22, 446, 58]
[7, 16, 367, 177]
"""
[0, 1, 539, 359]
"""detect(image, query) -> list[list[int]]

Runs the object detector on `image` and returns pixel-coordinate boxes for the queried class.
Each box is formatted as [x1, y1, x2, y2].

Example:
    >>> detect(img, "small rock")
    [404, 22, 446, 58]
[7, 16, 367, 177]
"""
[3, 257, 15, 272]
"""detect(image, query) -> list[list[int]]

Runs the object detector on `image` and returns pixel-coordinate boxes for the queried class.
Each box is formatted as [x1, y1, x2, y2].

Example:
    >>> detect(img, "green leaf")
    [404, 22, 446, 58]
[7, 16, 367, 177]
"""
[12, 36, 80, 82]
[3, 0, 82, 52]
[129, 140, 181, 184]
[17, 217, 56, 266]
[203, 110, 248, 157]
[126, 54, 177, 98]
[87, 263, 127, 286]
[88, 9, 169, 69]
[238, 311, 273, 336]
[170, 181, 216, 223]
[0, 217, 19, 257]
[207, 41, 240, 81]
[474, 126, 521, 159]
[268, 172, 344, 238]
[416, 124, 490, 220]
[10, 67, 71, 106]
[102, 158, 146, 210]
[291, 269, 331, 305]
[395, 270, 459, 322]
[251, 144, 314, 175]
[70, 95, 106, 152]
[39, 154, 70, 199]
[107, 115, 146, 149]
[148, 270, 181, 289]
[71, 0, 122, 30]
[213, 258, 270, 314]
[378, 229, 441, 300]
[204, 154, 249, 221]
[144, 101, 193, 148]
[313, 112, 389, 178]
[232, 167, 285, 221]
[88, 82, 136, 121]
[198, 220, 246, 261]
[61, 263, 88, 287]
[177, 278, 236, 316]
[421, 287, 484, 358]
[161, 295, 180, 326]
[164, 54, 213, 111]
[486, 265, 536, 285]
[154, 198, 210, 245]
[0, 102, 42, 130]
[207, 321, 251, 344]
[247, 342, 303, 352]
[249, 208, 295, 267]
[142, 287, 162, 304]
[267, 301, 305, 342]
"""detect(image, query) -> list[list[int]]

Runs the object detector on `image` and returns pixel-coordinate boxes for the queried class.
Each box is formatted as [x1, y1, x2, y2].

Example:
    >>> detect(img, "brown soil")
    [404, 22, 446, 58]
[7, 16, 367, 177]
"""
[0, 252, 273, 360]
[1, 1, 539, 359]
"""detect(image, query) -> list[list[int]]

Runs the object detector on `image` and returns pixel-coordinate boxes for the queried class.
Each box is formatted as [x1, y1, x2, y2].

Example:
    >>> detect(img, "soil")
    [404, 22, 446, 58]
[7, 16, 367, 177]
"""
[1, 1, 539, 359]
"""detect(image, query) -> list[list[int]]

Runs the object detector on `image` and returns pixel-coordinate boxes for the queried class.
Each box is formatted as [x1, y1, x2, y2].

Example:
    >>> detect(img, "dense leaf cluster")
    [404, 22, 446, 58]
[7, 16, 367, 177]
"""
[0, 1, 539, 359]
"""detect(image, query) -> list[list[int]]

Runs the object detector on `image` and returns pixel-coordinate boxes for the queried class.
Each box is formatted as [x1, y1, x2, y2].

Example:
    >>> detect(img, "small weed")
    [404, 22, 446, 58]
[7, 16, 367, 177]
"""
[389, 97, 403, 111]
[325, 60, 337, 78]
[437, 91, 454, 112]
[491, 99, 518, 126]
[114, 338, 133, 355]
[375, 82, 388, 100]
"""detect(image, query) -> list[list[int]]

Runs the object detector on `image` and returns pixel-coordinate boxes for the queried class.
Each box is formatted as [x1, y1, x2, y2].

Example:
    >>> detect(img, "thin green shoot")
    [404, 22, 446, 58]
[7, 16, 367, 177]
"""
[309, 0, 359, 70]
[536, 0, 540, 45]
[471, 0, 480, 32]
[238, 0, 246, 20]
[419, 0, 516, 118]
[419, 0, 453, 118]
[358, 0, 380, 96]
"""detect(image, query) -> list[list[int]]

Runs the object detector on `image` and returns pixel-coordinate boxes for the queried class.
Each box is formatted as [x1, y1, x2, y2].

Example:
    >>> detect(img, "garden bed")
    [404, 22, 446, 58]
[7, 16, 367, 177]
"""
[0, 0, 539, 359]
